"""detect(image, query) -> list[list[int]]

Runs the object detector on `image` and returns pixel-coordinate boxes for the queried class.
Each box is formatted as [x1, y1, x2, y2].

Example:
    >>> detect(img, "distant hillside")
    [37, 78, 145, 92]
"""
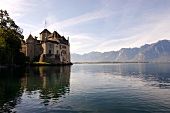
[71, 40, 170, 62]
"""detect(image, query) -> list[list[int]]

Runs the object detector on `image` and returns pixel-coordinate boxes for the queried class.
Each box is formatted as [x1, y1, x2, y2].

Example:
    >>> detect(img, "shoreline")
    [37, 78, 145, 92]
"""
[73, 62, 170, 64]
[1, 62, 169, 68]
[29, 63, 73, 66]
[0, 63, 73, 68]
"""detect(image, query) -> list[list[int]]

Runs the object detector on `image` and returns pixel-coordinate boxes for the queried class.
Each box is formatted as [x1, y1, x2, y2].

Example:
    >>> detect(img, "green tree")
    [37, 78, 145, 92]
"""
[0, 36, 7, 64]
[0, 9, 26, 65]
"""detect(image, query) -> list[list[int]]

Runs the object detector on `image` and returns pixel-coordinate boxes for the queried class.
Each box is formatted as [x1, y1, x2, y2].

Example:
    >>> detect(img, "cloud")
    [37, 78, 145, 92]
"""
[69, 4, 170, 54]
[62, 0, 170, 54]
[96, 0, 170, 51]
[0, 0, 39, 20]
[0, 0, 43, 38]
[27, 3, 115, 42]
[69, 33, 103, 54]
[2, 0, 170, 54]
[46, 8, 115, 30]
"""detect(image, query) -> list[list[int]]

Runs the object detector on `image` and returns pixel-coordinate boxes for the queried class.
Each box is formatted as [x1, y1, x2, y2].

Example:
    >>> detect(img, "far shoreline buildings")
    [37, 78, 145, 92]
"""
[22, 29, 71, 65]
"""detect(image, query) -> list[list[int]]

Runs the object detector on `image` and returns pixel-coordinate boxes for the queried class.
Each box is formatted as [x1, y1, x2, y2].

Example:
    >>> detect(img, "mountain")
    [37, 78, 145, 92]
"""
[71, 40, 170, 62]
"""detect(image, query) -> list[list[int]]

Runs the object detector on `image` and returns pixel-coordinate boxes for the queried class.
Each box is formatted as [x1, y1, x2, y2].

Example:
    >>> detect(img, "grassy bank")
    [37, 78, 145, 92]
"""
[30, 62, 73, 66]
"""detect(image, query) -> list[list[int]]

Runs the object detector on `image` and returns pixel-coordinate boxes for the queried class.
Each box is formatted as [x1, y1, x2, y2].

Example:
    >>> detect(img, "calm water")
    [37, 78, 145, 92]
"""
[0, 63, 170, 113]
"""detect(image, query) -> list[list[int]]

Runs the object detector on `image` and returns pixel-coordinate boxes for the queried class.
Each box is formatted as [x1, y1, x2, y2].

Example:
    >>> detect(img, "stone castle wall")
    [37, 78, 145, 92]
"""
[24, 29, 71, 64]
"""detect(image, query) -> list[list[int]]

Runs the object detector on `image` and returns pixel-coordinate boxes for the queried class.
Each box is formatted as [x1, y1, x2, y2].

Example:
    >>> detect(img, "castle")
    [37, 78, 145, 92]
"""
[22, 29, 71, 64]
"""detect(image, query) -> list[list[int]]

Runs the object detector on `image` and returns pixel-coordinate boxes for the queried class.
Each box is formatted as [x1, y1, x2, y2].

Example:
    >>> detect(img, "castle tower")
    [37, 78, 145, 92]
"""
[66, 37, 71, 63]
[40, 29, 51, 41]
[26, 34, 35, 62]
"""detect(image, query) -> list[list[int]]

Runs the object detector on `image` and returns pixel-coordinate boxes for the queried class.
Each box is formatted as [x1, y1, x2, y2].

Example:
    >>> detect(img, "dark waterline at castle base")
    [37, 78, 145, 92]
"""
[29, 62, 73, 66]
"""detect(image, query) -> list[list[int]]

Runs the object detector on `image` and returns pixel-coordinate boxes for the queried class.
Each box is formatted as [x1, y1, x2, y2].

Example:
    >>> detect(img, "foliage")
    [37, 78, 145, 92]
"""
[0, 9, 26, 65]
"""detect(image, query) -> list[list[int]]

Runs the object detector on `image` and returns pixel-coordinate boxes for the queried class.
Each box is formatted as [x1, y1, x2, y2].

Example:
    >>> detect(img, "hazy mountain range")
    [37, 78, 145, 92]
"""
[71, 40, 170, 62]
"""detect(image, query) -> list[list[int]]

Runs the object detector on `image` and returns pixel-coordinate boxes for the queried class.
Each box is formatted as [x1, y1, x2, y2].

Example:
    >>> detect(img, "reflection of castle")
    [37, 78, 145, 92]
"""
[21, 66, 71, 99]
[22, 29, 71, 64]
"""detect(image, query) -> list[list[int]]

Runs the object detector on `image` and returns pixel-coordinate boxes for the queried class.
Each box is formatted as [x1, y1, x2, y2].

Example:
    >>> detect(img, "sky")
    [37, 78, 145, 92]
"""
[1, 0, 170, 54]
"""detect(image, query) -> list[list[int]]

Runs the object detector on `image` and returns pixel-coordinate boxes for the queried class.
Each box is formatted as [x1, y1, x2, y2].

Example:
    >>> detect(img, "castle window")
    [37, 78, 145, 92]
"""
[57, 50, 58, 54]
[61, 50, 66, 56]
[62, 50, 66, 54]
[62, 46, 66, 49]
[49, 44, 51, 47]
[49, 50, 51, 54]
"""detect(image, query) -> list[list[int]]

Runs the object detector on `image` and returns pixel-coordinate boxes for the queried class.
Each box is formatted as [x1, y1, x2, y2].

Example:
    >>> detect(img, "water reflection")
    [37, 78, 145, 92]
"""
[0, 64, 170, 113]
[116, 63, 170, 89]
[22, 66, 71, 103]
[0, 66, 71, 112]
[0, 67, 26, 112]
[69, 64, 170, 113]
[72, 63, 170, 89]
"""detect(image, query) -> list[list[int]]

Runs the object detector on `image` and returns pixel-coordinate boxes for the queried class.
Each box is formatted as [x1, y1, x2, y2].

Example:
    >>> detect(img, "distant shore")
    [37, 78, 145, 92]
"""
[73, 62, 148, 64]
[73, 61, 170, 64]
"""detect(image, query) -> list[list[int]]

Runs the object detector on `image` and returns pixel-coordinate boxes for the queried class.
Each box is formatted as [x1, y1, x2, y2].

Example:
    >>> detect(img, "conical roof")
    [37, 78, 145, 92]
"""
[26, 34, 34, 41]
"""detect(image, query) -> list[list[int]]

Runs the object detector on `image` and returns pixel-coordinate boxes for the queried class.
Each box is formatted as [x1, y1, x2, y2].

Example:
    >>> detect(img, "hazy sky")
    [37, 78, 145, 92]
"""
[1, 0, 170, 54]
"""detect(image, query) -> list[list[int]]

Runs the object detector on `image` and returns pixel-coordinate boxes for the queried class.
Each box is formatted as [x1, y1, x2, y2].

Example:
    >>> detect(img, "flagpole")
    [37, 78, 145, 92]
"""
[45, 20, 47, 29]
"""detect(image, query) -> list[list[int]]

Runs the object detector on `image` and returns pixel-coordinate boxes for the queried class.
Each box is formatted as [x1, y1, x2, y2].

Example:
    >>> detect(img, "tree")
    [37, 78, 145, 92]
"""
[0, 36, 7, 64]
[0, 9, 26, 65]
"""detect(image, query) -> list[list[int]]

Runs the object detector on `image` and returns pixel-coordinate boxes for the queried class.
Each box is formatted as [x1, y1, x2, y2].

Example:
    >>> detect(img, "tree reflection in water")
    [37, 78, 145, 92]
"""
[0, 66, 71, 112]
[0, 67, 26, 112]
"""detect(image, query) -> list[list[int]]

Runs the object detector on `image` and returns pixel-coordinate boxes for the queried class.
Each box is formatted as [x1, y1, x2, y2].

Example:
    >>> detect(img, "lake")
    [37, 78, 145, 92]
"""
[0, 63, 170, 113]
